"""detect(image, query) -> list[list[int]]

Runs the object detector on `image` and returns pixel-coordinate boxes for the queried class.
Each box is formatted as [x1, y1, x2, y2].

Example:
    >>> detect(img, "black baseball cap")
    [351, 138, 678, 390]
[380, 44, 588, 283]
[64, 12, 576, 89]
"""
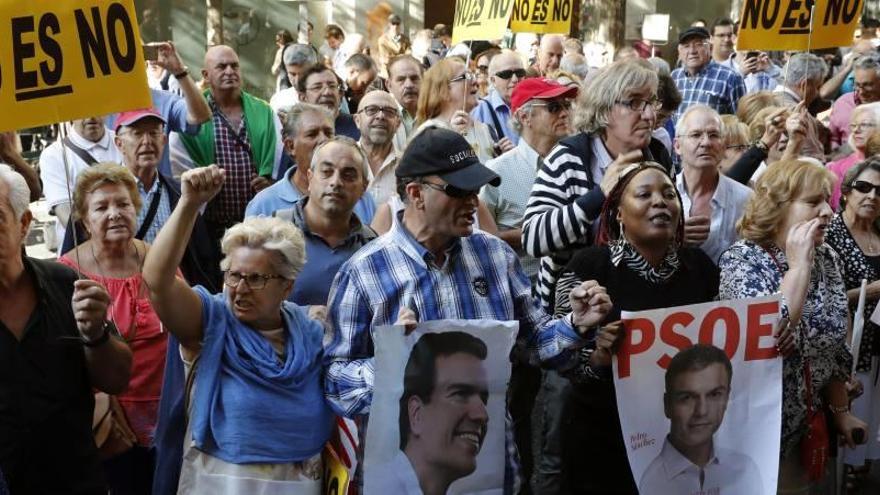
[396, 126, 501, 190]
[678, 26, 710, 44]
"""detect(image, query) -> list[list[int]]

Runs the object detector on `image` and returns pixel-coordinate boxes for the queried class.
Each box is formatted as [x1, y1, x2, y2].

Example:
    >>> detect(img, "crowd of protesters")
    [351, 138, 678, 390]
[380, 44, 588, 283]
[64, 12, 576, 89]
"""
[4, 11, 880, 495]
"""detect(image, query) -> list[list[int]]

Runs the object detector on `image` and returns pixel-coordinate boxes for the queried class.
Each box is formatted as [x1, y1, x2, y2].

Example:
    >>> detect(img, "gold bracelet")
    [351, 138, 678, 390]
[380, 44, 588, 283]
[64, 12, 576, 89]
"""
[828, 404, 849, 414]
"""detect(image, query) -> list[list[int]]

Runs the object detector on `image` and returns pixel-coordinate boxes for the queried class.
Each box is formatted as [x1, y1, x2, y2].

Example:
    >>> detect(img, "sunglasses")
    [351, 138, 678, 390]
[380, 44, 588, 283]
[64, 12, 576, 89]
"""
[851, 180, 880, 195]
[530, 99, 573, 114]
[494, 68, 527, 80]
[421, 181, 478, 198]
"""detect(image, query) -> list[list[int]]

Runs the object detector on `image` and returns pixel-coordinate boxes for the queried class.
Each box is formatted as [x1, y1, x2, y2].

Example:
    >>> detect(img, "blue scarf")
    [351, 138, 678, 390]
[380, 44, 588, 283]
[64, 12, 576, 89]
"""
[190, 288, 333, 463]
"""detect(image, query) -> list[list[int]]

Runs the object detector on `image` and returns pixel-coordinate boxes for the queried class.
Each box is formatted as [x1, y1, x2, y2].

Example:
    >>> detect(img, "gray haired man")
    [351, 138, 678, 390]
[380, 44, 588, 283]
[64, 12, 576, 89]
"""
[270, 44, 318, 114]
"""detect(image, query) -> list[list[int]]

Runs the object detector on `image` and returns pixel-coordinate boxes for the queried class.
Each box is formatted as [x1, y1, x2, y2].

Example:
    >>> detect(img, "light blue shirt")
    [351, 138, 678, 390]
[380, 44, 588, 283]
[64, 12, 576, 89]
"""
[106, 88, 202, 179]
[244, 166, 376, 224]
[480, 139, 541, 278]
[471, 88, 519, 145]
[676, 172, 752, 264]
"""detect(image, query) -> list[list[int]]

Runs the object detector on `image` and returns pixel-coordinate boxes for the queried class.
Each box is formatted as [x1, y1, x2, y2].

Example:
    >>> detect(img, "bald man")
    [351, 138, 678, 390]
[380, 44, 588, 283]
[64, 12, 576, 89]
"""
[472, 50, 525, 145]
[170, 45, 284, 245]
[536, 35, 564, 75]
[355, 90, 401, 204]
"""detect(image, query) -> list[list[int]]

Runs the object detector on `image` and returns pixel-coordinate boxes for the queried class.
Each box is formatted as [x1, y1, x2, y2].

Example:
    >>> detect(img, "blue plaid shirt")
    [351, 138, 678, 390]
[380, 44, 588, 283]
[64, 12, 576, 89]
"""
[672, 60, 746, 123]
[325, 216, 585, 493]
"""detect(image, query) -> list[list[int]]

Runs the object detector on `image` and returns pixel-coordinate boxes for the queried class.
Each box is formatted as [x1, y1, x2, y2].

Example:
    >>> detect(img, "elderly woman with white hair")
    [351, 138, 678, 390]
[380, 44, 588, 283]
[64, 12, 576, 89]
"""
[143, 165, 333, 493]
[828, 102, 880, 210]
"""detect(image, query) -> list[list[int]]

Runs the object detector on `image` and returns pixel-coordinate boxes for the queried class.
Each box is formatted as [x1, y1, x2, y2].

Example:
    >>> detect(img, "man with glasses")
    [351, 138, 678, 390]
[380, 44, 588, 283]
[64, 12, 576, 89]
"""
[326, 125, 613, 493]
[671, 27, 745, 124]
[829, 54, 880, 149]
[355, 91, 402, 205]
[673, 106, 751, 264]
[297, 64, 361, 140]
[471, 50, 526, 146]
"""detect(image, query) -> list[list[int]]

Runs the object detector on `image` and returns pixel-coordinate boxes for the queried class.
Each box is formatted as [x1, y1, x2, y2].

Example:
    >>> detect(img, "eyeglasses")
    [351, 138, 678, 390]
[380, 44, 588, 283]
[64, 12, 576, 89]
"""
[449, 72, 475, 83]
[530, 99, 573, 114]
[120, 129, 164, 141]
[680, 41, 710, 51]
[684, 130, 722, 142]
[421, 180, 478, 198]
[494, 68, 527, 80]
[615, 97, 662, 113]
[306, 82, 340, 92]
[224, 271, 286, 290]
[360, 105, 399, 118]
[851, 180, 880, 195]
[849, 122, 877, 131]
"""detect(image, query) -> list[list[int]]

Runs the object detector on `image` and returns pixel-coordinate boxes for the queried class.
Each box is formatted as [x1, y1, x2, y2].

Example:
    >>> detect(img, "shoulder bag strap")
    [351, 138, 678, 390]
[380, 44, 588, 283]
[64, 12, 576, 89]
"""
[135, 184, 163, 240]
[62, 137, 99, 165]
[482, 99, 505, 142]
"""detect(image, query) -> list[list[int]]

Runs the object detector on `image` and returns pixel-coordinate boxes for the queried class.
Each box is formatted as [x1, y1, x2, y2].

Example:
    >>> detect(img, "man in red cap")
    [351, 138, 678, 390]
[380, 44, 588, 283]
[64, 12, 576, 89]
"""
[479, 76, 576, 490]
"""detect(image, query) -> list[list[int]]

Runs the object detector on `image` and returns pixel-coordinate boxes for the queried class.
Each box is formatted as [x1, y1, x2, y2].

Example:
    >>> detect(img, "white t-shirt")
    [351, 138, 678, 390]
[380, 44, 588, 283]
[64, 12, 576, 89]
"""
[39, 128, 123, 251]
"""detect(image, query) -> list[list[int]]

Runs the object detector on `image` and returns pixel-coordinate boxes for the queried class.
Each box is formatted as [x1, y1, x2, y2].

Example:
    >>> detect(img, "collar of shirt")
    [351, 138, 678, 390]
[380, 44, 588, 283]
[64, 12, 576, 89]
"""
[675, 170, 726, 211]
[590, 134, 614, 172]
[136, 174, 162, 196]
[660, 436, 720, 480]
[390, 210, 462, 267]
[291, 196, 371, 245]
[487, 87, 510, 112]
[359, 143, 400, 181]
[773, 84, 802, 104]
[515, 138, 541, 169]
[69, 127, 115, 152]
[278, 165, 305, 202]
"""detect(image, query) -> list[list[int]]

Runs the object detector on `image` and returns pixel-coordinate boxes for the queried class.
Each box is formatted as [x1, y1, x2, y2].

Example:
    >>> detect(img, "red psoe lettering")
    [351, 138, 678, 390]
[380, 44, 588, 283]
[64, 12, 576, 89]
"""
[698, 307, 740, 359]
[656, 312, 695, 370]
[618, 318, 655, 378]
[745, 301, 779, 360]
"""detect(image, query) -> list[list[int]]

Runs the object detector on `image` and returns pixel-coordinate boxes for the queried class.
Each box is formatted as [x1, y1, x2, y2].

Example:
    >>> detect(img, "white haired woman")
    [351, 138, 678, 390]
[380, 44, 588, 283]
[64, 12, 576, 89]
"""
[828, 102, 880, 210]
[142, 165, 333, 493]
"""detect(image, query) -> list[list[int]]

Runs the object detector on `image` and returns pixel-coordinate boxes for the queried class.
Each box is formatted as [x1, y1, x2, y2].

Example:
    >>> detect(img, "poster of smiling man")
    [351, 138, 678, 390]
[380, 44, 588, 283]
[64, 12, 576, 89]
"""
[364, 319, 517, 495]
[613, 295, 783, 495]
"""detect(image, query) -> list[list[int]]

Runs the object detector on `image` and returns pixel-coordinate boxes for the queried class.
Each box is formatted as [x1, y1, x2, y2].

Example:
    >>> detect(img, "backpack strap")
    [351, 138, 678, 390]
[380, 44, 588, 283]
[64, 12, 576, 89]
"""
[61, 137, 98, 165]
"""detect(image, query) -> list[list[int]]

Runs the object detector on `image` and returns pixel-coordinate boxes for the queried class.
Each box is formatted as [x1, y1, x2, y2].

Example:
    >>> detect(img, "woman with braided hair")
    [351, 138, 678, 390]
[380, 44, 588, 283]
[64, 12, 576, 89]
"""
[552, 162, 719, 494]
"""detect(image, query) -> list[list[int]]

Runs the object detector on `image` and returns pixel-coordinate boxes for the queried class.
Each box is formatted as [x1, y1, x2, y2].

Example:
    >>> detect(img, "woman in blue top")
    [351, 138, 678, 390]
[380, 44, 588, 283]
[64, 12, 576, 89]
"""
[143, 164, 332, 493]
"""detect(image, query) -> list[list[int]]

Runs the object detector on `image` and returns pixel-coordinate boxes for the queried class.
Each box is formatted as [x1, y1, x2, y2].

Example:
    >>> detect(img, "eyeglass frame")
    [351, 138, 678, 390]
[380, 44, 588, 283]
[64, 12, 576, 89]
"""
[449, 72, 476, 84]
[849, 122, 878, 131]
[529, 99, 574, 114]
[615, 97, 663, 113]
[223, 270, 287, 290]
[493, 68, 527, 80]
[850, 180, 880, 195]
[359, 105, 400, 118]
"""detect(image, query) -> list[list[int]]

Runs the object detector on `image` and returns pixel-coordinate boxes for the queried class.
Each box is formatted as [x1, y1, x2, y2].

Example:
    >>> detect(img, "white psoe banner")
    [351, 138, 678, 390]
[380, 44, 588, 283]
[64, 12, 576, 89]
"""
[613, 295, 783, 495]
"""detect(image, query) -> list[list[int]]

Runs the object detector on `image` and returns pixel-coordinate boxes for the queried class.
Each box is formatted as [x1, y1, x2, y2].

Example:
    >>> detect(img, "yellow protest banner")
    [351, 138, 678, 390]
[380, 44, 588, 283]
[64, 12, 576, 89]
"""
[452, 0, 516, 44]
[510, 0, 573, 34]
[0, 0, 151, 132]
[736, 0, 863, 51]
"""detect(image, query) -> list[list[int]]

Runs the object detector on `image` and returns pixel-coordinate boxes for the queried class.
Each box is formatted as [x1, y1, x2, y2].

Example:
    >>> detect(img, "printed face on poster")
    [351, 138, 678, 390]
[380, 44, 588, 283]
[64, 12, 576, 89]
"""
[364, 319, 517, 495]
[612, 295, 783, 495]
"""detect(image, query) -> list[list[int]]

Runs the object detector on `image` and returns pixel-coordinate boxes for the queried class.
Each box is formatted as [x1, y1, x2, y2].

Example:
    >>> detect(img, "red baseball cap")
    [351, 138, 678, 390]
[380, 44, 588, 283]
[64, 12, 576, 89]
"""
[510, 78, 578, 113]
[114, 108, 166, 132]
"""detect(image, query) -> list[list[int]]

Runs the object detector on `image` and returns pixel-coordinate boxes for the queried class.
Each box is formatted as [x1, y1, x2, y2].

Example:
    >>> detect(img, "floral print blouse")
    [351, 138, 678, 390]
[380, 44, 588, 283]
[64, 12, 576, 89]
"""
[719, 240, 852, 455]
[825, 213, 880, 372]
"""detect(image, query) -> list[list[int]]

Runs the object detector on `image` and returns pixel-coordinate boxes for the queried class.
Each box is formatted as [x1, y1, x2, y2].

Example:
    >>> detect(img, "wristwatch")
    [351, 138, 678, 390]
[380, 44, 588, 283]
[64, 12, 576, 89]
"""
[173, 67, 190, 80]
[82, 320, 114, 348]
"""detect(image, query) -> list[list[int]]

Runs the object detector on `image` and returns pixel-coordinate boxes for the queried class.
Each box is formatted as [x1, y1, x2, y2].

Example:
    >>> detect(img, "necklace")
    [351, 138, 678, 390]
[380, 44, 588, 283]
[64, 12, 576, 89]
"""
[88, 241, 144, 342]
